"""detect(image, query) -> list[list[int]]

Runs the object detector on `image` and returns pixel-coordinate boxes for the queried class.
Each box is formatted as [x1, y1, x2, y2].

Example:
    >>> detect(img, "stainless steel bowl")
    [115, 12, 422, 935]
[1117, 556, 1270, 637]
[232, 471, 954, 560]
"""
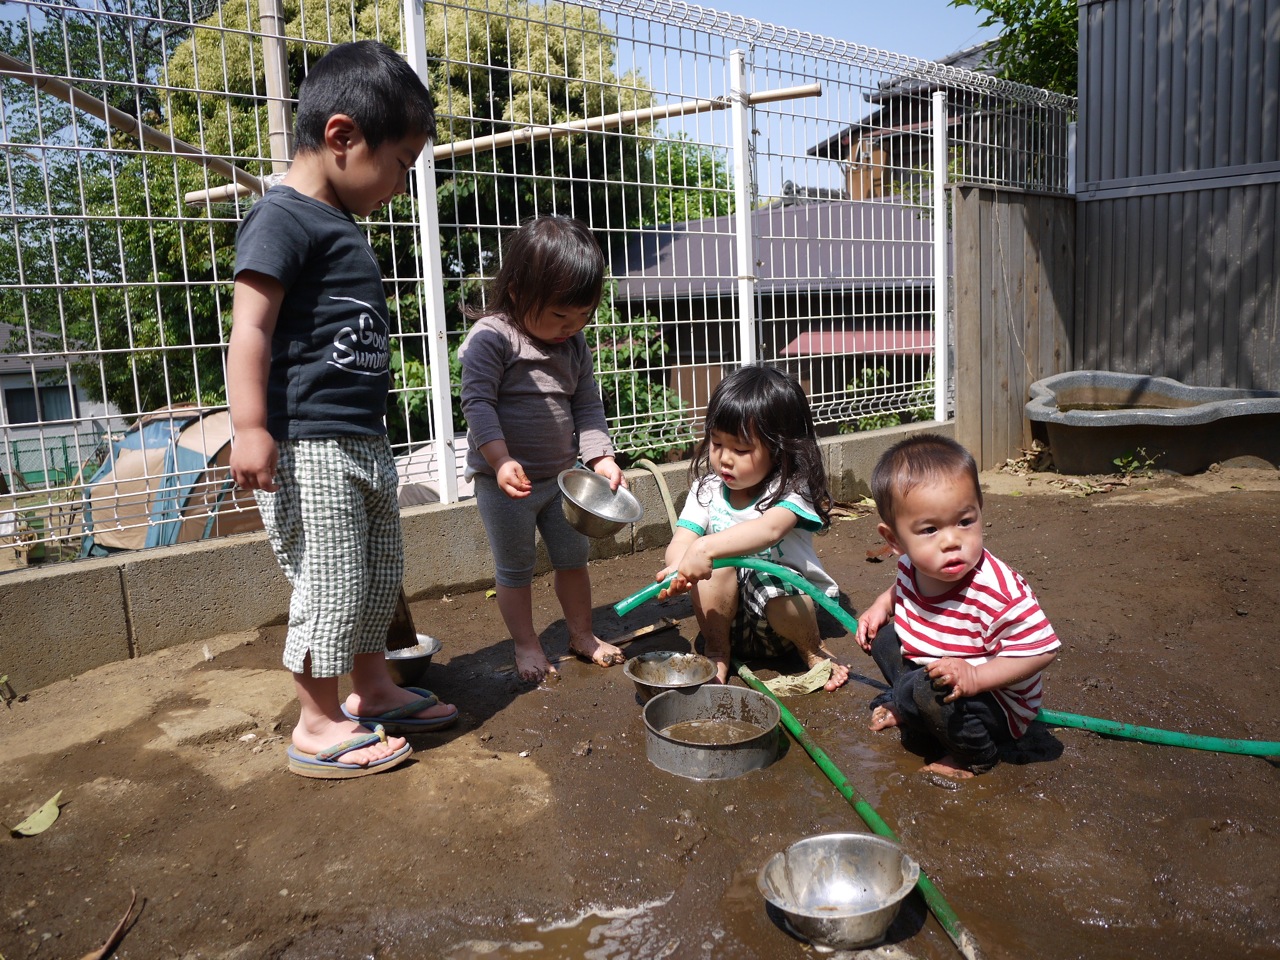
[642, 685, 781, 780]
[557, 468, 644, 538]
[757, 833, 919, 949]
[384, 634, 441, 687]
[623, 651, 716, 702]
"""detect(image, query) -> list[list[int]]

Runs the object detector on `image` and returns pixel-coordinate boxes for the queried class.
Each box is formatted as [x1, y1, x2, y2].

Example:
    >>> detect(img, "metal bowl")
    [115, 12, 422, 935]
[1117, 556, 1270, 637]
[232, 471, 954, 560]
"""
[757, 833, 919, 949]
[385, 634, 441, 687]
[557, 468, 644, 538]
[642, 685, 781, 780]
[623, 651, 716, 702]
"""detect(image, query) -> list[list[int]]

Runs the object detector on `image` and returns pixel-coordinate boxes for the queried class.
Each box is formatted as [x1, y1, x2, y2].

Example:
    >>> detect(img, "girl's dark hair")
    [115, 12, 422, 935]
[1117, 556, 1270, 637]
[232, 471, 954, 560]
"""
[690, 364, 831, 525]
[870, 433, 982, 531]
[464, 216, 605, 335]
[294, 40, 437, 154]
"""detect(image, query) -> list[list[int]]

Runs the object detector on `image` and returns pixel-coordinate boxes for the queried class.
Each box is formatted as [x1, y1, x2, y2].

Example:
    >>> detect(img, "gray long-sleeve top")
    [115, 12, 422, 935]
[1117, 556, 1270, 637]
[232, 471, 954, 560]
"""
[459, 314, 615, 481]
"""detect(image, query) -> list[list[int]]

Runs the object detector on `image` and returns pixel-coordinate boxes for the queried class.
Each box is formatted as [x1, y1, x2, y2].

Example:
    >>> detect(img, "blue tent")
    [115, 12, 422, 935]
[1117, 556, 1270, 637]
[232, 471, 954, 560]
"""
[79, 407, 260, 556]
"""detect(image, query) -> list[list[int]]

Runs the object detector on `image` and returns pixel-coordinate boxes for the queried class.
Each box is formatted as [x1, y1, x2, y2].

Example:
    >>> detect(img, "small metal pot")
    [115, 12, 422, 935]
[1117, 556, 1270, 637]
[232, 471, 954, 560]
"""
[624, 651, 716, 702]
[757, 833, 920, 949]
[642, 685, 781, 780]
[557, 468, 644, 538]
[384, 634, 441, 687]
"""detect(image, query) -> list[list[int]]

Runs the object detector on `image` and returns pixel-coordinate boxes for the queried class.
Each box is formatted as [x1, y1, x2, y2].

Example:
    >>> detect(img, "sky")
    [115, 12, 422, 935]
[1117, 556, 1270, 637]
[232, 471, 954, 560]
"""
[695, 0, 999, 62]
[0, 0, 997, 63]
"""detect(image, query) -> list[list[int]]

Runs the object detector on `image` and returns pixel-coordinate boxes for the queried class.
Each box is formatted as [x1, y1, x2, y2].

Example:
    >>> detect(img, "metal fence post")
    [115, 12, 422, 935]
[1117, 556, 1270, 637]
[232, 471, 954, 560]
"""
[403, 0, 459, 503]
[931, 89, 950, 423]
[730, 49, 756, 367]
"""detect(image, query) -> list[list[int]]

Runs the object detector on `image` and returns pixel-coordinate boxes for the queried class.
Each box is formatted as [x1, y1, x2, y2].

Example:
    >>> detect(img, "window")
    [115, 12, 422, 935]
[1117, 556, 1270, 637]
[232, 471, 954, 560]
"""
[4, 384, 79, 425]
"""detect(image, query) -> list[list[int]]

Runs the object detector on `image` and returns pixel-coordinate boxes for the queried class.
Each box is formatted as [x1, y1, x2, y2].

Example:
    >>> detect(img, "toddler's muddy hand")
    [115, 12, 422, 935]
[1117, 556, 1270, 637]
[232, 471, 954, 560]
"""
[854, 622, 877, 653]
[654, 567, 685, 599]
[927, 660, 961, 699]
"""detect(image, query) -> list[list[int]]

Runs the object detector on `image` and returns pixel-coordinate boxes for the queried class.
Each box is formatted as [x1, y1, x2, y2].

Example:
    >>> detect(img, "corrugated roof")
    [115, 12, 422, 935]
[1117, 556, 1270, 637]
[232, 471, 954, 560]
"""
[611, 199, 933, 302]
[779, 329, 933, 357]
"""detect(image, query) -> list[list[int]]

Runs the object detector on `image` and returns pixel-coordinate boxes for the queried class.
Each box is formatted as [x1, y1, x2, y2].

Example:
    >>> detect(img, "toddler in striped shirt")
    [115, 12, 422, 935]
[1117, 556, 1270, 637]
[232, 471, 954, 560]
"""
[855, 434, 1060, 779]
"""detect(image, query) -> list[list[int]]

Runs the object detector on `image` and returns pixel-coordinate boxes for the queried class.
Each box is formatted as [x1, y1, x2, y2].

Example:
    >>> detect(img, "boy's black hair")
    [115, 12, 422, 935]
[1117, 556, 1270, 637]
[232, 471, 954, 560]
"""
[294, 40, 436, 153]
[690, 364, 832, 525]
[466, 216, 606, 336]
[870, 433, 982, 531]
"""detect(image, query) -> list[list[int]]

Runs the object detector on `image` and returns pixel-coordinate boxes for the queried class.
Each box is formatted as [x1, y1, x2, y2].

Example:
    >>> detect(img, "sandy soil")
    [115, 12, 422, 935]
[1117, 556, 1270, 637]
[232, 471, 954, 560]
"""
[2, 466, 1279, 960]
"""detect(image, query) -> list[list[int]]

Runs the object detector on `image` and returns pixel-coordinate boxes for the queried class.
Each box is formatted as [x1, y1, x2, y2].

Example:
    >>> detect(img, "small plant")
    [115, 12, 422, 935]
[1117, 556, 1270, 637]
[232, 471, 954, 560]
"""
[837, 364, 935, 434]
[1112, 447, 1160, 477]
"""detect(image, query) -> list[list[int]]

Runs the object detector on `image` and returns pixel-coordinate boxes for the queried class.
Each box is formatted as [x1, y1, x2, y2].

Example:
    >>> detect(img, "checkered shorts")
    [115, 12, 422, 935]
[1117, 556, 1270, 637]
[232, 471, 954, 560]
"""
[730, 567, 805, 659]
[255, 437, 403, 678]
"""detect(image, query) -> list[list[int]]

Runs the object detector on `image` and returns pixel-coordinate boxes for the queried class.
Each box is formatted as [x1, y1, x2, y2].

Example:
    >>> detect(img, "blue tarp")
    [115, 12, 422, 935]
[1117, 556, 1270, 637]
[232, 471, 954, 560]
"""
[79, 412, 215, 557]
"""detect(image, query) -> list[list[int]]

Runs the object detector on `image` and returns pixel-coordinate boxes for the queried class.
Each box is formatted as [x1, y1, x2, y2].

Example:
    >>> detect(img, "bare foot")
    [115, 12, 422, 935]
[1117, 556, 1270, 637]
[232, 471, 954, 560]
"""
[815, 659, 850, 691]
[568, 635, 625, 668]
[921, 755, 975, 780]
[344, 687, 456, 723]
[514, 638, 557, 683]
[708, 656, 730, 684]
[869, 704, 901, 731]
[291, 717, 407, 766]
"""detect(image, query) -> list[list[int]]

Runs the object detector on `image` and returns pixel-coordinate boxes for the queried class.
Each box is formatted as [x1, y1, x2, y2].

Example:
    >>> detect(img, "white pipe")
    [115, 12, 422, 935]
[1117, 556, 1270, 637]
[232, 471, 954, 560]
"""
[730, 49, 757, 367]
[183, 83, 821, 204]
[404, 0, 458, 504]
[931, 90, 949, 423]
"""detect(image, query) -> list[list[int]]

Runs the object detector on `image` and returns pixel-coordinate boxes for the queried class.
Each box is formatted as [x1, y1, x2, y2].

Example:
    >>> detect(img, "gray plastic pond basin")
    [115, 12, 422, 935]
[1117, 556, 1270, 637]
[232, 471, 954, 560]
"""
[1026, 371, 1280, 474]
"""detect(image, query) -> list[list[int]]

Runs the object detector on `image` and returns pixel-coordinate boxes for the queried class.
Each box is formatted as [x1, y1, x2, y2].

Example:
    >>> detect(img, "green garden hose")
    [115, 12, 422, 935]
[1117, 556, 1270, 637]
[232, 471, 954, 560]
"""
[614, 557, 1280, 759]
[1035, 710, 1280, 756]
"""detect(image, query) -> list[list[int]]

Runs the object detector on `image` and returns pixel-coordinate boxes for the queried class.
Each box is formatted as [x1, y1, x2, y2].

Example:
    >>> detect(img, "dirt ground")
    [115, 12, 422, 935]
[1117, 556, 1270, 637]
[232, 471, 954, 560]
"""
[3, 465, 1279, 960]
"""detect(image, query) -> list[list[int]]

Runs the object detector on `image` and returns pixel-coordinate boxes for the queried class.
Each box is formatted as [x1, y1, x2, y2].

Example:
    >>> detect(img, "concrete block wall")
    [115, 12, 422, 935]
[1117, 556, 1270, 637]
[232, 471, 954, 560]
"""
[0, 422, 950, 694]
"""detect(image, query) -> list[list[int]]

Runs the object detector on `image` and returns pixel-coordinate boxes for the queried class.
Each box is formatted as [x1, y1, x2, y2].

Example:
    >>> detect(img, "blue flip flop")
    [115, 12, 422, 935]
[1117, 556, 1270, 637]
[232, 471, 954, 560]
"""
[340, 686, 459, 734]
[286, 724, 412, 779]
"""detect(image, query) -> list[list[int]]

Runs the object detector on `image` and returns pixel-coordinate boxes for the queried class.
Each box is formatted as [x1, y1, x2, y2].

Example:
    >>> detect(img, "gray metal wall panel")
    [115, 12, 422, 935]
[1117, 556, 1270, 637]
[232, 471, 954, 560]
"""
[1081, 0, 1280, 184]
[1077, 0, 1280, 392]
[1075, 183, 1280, 389]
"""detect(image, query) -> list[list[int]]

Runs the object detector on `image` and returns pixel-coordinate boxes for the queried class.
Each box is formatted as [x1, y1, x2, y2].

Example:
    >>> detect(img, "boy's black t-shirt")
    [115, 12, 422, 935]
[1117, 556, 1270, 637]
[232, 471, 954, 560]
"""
[234, 185, 390, 441]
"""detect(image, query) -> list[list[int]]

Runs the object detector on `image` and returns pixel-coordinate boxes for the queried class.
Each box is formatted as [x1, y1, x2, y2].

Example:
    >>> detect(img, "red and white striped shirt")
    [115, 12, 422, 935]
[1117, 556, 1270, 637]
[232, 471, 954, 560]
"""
[894, 550, 1060, 738]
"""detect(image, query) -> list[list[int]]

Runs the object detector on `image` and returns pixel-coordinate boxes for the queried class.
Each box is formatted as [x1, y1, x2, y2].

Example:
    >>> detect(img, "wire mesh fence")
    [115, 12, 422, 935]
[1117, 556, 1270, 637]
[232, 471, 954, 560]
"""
[0, 0, 1073, 566]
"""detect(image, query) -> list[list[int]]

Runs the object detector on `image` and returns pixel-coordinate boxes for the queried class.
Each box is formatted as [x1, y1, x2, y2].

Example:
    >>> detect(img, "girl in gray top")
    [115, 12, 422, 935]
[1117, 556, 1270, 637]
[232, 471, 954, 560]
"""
[459, 216, 627, 683]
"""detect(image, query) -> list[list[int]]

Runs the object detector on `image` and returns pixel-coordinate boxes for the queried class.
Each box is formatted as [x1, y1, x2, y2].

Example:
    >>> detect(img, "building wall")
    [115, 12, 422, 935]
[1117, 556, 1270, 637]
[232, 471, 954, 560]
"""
[1075, 0, 1280, 388]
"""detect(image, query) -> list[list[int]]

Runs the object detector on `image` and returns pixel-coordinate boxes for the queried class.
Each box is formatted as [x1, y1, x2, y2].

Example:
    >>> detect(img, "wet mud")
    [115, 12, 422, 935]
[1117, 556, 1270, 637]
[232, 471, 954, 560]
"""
[1, 467, 1278, 959]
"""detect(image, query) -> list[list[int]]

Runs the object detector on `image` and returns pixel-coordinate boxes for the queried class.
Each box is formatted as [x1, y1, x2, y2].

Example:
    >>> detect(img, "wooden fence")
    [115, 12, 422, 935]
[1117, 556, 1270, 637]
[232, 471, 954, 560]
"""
[952, 183, 1076, 469]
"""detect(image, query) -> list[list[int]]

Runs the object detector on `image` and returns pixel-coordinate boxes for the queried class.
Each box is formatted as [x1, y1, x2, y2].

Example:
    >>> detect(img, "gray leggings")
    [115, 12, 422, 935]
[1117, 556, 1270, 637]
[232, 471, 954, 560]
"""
[473, 473, 590, 588]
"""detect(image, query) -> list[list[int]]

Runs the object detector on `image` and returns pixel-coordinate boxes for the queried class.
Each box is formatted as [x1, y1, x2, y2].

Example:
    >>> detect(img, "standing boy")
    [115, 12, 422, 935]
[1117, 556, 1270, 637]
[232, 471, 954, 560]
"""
[855, 434, 1060, 779]
[229, 40, 456, 779]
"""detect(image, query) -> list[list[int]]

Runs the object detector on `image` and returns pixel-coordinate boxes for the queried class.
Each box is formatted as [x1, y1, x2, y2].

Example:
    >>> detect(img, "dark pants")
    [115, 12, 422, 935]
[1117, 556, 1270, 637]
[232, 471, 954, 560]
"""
[869, 623, 1013, 772]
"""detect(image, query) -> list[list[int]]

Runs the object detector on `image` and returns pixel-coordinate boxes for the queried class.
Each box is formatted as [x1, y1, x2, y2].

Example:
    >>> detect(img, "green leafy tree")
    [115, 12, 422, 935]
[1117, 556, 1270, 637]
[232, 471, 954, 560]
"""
[639, 133, 734, 226]
[4, 0, 729, 454]
[166, 0, 674, 449]
[950, 0, 1077, 95]
[586, 282, 690, 462]
[1, 1, 234, 412]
